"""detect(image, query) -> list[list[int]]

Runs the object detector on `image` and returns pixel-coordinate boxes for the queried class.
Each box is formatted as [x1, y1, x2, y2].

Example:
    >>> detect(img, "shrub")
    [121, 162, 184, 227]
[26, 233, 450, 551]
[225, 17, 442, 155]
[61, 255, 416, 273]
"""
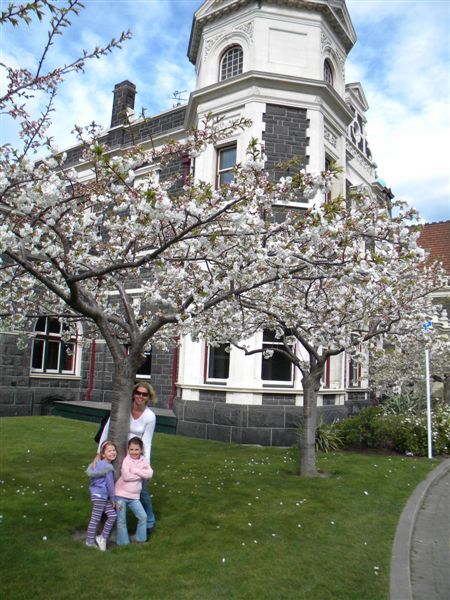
[395, 401, 450, 456]
[392, 413, 428, 455]
[296, 418, 344, 453]
[337, 407, 395, 449]
[337, 402, 450, 457]
[380, 393, 423, 416]
[314, 419, 343, 453]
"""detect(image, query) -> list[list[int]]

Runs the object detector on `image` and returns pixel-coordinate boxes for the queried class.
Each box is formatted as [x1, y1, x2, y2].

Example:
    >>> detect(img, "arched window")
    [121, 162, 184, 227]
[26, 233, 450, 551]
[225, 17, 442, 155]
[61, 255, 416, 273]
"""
[220, 45, 243, 81]
[31, 317, 79, 375]
[324, 59, 334, 86]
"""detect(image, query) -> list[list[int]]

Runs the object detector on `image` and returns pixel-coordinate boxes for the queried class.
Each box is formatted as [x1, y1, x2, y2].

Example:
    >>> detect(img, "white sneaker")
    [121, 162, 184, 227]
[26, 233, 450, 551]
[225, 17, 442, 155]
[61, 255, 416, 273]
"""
[96, 535, 107, 551]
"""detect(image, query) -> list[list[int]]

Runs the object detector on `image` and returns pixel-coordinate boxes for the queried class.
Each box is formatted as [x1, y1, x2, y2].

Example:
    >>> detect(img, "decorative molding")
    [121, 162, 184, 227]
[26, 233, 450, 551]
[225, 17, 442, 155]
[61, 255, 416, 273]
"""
[346, 140, 374, 174]
[321, 32, 346, 79]
[204, 32, 225, 59]
[321, 31, 333, 53]
[204, 20, 253, 60]
[335, 49, 346, 79]
[235, 20, 254, 41]
[324, 128, 337, 148]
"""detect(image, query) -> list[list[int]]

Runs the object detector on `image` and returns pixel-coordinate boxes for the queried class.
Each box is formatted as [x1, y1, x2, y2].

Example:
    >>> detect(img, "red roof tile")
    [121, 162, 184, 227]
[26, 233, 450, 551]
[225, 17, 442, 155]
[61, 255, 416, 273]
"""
[417, 221, 450, 273]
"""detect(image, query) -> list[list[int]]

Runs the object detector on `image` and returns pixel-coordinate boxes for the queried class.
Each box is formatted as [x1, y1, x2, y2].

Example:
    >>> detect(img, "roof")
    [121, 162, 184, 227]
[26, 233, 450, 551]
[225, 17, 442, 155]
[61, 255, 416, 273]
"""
[188, 0, 357, 64]
[417, 221, 450, 273]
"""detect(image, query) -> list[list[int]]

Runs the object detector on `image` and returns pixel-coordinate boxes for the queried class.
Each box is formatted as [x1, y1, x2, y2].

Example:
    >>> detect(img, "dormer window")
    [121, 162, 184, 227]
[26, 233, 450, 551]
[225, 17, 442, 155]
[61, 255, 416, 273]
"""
[324, 59, 334, 86]
[220, 45, 243, 81]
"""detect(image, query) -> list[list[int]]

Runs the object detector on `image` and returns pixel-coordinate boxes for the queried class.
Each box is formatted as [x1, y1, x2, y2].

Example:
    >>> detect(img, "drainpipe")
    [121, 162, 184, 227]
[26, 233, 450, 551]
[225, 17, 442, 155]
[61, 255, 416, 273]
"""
[169, 339, 179, 409]
[85, 339, 96, 402]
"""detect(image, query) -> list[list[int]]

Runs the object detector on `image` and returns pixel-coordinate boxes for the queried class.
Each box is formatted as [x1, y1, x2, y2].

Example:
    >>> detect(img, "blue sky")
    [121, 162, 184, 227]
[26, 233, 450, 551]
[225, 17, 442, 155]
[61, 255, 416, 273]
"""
[2, 0, 449, 222]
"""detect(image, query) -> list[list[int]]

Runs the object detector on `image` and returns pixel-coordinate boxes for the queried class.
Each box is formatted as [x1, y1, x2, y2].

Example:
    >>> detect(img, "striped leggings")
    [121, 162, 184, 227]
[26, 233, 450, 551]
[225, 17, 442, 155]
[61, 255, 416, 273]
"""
[86, 498, 116, 544]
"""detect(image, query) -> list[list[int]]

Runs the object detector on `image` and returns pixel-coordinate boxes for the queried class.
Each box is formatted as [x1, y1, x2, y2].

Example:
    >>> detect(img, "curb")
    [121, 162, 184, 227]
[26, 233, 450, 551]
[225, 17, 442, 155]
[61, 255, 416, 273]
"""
[390, 458, 450, 600]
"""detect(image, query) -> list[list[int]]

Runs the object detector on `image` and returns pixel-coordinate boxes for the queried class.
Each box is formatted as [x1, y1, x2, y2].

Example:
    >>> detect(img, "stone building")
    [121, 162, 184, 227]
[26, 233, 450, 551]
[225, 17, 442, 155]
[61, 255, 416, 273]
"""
[1, 0, 391, 443]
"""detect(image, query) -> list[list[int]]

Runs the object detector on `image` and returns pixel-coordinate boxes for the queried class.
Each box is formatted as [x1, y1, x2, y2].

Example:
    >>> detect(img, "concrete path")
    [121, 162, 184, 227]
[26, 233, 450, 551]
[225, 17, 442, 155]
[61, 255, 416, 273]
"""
[390, 459, 450, 600]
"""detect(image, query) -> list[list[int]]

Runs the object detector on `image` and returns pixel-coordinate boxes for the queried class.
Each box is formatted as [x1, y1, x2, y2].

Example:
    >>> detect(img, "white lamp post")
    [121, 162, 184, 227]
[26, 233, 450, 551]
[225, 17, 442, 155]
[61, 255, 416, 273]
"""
[423, 322, 433, 459]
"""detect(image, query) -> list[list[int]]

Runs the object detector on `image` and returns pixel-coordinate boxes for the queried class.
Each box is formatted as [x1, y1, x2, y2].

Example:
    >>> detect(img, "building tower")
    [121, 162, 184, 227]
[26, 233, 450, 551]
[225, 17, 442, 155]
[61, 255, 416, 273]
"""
[175, 0, 378, 445]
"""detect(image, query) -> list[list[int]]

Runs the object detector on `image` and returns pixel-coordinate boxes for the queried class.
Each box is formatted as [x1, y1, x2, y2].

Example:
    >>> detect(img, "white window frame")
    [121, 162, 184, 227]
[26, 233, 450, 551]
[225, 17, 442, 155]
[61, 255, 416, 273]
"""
[216, 144, 237, 188]
[205, 342, 230, 383]
[261, 330, 294, 385]
[220, 45, 243, 81]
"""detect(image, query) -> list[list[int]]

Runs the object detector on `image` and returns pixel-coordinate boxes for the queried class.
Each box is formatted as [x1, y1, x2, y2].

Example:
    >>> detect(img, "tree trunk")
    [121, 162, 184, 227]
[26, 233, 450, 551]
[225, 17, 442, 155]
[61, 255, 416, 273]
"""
[444, 374, 450, 406]
[299, 370, 322, 477]
[107, 359, 136, 475]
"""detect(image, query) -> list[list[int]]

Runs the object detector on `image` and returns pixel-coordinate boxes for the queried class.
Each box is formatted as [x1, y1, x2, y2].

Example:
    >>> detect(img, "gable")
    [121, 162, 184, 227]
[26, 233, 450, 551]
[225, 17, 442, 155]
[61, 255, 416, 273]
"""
[346, 82, 369, 112]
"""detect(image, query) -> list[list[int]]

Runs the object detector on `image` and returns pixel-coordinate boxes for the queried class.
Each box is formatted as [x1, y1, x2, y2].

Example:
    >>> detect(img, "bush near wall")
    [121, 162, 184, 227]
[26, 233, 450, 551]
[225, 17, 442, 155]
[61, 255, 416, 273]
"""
[336, 403, 450, 457]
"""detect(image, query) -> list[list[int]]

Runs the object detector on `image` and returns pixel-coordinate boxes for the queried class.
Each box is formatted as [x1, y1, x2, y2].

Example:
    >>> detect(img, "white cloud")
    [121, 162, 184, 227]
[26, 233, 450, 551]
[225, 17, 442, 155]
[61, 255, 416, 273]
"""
[347, 0, 450, 222]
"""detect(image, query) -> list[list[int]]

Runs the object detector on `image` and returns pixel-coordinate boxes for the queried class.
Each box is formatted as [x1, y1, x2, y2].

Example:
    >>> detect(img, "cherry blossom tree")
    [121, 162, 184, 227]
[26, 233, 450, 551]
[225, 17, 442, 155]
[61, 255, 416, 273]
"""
[190, 189, 446, 476]
[4, 3, 443, 479]
[1, 0, 131, 157]
[369, 326, 450, 405]
[1, 3, 336, 466]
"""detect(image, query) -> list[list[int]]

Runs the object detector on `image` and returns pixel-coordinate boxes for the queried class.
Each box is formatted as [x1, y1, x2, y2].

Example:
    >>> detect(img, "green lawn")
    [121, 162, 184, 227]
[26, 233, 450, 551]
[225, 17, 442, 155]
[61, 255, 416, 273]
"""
[0, 416, 439, 599]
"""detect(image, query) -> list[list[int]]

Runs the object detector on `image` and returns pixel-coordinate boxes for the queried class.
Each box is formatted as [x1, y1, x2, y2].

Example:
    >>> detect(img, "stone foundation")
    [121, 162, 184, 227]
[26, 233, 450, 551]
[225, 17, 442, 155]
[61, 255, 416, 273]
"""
[173, 397, 355, 447]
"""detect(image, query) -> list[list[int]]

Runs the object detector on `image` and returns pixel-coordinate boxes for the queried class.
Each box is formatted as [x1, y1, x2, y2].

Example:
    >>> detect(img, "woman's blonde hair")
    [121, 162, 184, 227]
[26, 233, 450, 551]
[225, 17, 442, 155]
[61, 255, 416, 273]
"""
[132, 381, 157, 406]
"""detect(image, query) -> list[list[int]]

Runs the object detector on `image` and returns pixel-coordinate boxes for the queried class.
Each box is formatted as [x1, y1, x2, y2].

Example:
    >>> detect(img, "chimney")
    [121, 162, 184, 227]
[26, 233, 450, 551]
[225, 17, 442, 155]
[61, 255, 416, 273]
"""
[110, 80, 136, 128]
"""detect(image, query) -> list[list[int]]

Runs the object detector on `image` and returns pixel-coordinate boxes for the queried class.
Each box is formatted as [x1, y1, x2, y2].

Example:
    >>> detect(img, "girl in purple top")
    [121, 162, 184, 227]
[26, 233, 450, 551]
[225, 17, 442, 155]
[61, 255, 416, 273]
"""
[86, 440, 117, 551]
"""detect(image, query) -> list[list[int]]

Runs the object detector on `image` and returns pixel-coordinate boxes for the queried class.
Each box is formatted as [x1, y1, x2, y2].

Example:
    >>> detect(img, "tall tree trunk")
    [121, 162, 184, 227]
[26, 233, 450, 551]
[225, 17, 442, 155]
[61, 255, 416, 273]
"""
[299, 367, 323, 477]
[444, 374, 450, 406]
[108, 359, 136, 474]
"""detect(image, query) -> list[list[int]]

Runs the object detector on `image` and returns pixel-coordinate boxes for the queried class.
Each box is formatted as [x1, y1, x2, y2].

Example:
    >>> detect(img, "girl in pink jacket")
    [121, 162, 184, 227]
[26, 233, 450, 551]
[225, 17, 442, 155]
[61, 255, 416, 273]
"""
[115, 437, 153, 545]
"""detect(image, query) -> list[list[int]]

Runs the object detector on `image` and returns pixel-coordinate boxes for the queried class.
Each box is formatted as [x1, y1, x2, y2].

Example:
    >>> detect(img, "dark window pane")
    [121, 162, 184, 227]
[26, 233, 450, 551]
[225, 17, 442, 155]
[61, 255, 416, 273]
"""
[261, 348, 292, 381]
[48, 318, 61, 335]
[208, 344, 230, 379]
[324, 59, 333, 85]
[263, 330, 277, 343]
[61, 343, 75, 372]
[46, 340, 60, 370]
[35, 317, 46, 333]
[137, 351, 152, 377]
[32, 339, 44, 369]
[261, 330, 293, 381]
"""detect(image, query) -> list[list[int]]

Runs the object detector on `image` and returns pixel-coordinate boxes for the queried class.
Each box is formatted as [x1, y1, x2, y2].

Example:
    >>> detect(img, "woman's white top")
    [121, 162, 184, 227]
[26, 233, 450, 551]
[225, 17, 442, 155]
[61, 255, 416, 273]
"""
[98, 406, 156, 462]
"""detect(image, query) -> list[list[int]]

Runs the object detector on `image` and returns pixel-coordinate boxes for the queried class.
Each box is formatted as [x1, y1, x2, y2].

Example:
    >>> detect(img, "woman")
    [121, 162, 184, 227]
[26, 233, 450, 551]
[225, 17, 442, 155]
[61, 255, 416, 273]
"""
[98, 381, 157, 536]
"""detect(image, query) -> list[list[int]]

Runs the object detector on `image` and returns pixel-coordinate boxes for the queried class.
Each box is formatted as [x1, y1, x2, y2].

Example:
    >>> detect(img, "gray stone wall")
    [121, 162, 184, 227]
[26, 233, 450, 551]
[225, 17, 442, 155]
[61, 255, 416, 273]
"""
[160, 155, 187, 195]
[262, 393, 296, 406]
[199, 390, 226, 403]
[64, 106, 187, 168]
[110, 81, 136, 128]
[174, 397, 350, 447]
[0, 333, 86, 416]
[0, 333, 175, 416]
[262, 104, 309, 181]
